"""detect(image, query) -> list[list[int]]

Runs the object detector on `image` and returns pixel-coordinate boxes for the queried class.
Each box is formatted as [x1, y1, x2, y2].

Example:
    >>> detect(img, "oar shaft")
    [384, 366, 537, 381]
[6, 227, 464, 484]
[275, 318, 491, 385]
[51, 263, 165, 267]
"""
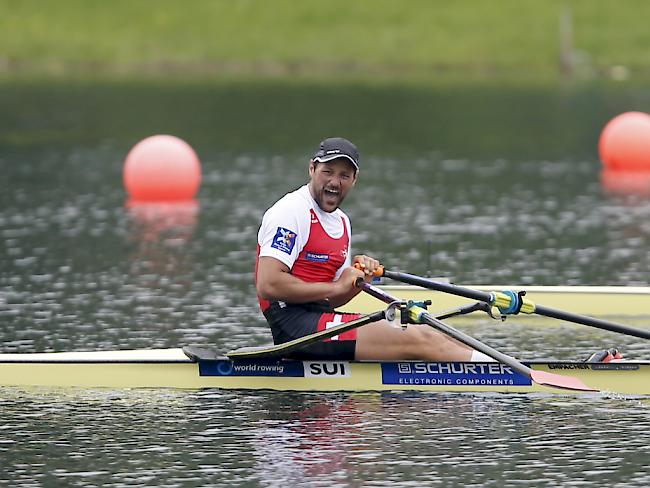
[359, 276, 489, 320]
[418, 312, 533, 378]
[384, 270, 650, 340]
[535, 304, 650, 340]
[359, 280, 402, 304]
[383, 270, 492, 302]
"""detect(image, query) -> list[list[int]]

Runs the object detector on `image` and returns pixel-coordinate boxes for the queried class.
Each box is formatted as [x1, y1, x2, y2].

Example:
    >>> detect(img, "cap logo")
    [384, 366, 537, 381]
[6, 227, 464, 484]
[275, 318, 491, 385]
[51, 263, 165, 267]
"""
[313, 138, 359, 171]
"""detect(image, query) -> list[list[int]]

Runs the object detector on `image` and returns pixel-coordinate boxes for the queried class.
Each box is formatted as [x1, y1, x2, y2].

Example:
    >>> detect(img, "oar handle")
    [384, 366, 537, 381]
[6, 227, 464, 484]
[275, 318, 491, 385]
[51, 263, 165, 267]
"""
[353, 262, 385, 276]
[352, 263, 386, 289]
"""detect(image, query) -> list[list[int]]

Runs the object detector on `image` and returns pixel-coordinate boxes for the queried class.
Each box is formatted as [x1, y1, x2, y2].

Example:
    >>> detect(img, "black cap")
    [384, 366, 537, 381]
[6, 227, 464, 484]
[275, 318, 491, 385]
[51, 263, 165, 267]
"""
[312, 137, 359, 172]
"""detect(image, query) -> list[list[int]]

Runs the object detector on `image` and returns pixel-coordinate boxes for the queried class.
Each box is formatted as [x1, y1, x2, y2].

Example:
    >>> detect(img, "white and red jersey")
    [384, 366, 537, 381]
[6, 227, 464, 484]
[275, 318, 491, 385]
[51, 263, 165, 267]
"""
[256, 185, 352, 311]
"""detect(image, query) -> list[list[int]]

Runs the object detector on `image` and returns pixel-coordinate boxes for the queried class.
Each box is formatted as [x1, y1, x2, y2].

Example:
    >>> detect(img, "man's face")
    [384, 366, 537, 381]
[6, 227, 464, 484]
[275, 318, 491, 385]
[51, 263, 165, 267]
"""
[308, 158, 357, 213]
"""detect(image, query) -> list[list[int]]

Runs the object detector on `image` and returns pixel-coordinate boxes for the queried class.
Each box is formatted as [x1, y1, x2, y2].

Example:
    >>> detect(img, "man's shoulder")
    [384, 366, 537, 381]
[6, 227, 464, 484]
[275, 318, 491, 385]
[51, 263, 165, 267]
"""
[258, 186, 312, 249]
[266, 186, 312, 214]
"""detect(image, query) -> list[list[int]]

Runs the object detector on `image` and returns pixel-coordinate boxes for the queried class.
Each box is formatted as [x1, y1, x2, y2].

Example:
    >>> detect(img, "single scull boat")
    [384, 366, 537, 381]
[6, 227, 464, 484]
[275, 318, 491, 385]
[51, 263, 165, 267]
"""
[0, 346, 647, 395]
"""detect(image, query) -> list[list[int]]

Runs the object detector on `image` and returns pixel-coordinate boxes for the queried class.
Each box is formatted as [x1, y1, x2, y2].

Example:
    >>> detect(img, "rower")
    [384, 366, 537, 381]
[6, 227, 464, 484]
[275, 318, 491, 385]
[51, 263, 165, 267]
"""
[255, 137, 496, 363]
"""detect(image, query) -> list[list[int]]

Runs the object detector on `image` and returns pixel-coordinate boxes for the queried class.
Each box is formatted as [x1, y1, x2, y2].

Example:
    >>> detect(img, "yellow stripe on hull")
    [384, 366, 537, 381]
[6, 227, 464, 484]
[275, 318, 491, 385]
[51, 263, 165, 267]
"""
[346, 285, 650, 318]
[1, 349, 648, 395]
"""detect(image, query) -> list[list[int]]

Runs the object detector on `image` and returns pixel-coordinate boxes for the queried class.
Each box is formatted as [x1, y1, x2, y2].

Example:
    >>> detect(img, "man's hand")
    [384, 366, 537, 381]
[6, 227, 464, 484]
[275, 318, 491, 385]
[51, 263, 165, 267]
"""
[352, 255, 381, 283]
[337, 266, 367, 294]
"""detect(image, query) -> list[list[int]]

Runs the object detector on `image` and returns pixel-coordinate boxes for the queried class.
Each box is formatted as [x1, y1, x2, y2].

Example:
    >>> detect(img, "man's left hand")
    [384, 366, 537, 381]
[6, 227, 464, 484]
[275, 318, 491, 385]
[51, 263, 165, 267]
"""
[352, 255, 381, 279]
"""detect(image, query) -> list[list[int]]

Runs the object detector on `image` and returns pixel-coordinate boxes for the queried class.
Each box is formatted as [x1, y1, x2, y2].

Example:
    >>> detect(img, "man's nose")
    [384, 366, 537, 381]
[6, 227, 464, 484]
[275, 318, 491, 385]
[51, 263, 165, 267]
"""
[329, 175, 341, 186]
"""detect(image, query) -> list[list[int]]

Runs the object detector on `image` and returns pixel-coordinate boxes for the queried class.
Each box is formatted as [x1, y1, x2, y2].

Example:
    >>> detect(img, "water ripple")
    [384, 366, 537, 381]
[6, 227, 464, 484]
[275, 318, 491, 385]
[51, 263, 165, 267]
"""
[2, 148, 650, 486]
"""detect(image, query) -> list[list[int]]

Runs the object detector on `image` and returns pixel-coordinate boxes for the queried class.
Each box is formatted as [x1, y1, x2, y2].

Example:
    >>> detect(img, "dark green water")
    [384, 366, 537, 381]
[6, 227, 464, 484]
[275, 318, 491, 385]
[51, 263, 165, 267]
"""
[1, 81, 650, 486]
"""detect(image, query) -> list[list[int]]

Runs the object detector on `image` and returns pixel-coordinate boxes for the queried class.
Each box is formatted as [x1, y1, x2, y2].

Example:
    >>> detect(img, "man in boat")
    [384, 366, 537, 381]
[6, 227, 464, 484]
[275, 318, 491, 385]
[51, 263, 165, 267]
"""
[255, 137, 492, 362]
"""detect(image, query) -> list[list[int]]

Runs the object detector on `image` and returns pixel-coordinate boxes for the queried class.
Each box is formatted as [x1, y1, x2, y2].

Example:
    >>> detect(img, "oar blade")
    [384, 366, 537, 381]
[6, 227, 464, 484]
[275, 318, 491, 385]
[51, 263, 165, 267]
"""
[530, 370, 598, 392]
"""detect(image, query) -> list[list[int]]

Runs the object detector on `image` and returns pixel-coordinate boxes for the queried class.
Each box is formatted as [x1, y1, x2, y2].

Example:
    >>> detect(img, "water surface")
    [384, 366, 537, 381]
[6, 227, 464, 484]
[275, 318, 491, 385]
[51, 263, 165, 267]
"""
[1, 81, 649, 486]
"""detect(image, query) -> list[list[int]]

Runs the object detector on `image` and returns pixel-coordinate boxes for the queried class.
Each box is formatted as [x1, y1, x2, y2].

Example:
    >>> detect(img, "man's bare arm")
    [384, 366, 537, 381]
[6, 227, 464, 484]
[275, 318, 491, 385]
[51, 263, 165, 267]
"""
[256, 257, 364, 308]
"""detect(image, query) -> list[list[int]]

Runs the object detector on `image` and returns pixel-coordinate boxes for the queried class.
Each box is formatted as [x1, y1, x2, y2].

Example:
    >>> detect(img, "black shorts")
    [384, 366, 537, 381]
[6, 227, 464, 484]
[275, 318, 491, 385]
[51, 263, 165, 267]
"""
[263, 302, 361, 360]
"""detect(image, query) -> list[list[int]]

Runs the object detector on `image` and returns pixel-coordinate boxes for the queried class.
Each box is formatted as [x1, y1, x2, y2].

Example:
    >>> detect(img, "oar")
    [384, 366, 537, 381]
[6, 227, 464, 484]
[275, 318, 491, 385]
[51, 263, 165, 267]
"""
[227, 309, 390, 359]
[376, 268, 650, 340]
[358, 281, 597, 392]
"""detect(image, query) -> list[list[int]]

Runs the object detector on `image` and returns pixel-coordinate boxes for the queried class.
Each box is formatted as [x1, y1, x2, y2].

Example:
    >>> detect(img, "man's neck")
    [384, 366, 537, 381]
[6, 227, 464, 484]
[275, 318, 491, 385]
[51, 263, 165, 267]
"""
[307, 184, 338, 214]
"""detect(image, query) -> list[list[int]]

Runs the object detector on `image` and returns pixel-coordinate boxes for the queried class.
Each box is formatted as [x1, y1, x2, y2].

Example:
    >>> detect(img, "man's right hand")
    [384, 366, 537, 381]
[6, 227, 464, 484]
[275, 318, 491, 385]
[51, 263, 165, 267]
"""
[338, 265, 368, 295]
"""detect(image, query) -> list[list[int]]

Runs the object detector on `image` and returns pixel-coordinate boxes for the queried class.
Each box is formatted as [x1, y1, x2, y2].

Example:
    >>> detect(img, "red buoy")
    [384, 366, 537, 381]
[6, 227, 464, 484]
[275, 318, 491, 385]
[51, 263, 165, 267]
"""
[599, 112, 650, 171]
[124, 135, 201, 201]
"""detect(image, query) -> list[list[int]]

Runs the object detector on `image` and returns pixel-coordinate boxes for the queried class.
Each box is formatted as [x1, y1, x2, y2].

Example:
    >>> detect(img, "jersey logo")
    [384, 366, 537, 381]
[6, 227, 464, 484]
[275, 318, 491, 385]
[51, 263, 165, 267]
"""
[305, 252, 329, 263]
[271, 227, 297, 254]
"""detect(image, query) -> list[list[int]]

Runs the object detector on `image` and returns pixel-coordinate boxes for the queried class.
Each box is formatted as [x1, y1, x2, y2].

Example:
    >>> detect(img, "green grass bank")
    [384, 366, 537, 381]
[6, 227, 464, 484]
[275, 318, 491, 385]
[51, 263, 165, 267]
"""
[1, 0, 650, 83]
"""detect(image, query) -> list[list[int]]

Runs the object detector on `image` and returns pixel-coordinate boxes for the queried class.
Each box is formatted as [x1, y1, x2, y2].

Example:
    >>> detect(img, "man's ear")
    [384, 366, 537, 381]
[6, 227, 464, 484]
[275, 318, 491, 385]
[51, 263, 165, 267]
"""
[309, 160, 316, 177]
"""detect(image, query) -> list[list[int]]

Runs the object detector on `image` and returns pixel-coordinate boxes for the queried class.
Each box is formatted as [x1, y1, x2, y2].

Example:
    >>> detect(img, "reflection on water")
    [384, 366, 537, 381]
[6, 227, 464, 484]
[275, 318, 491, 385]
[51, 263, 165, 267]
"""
[1, 81, 650, 486]
[601, 169, 650, 197]
[126, 199, 199, 282]
[2, 389, 649, 486]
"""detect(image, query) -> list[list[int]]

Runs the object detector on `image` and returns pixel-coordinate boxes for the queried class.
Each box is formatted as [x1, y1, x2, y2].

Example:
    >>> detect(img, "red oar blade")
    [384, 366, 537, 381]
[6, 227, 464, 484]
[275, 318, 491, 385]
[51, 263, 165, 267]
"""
[530, 370, 598, 392]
